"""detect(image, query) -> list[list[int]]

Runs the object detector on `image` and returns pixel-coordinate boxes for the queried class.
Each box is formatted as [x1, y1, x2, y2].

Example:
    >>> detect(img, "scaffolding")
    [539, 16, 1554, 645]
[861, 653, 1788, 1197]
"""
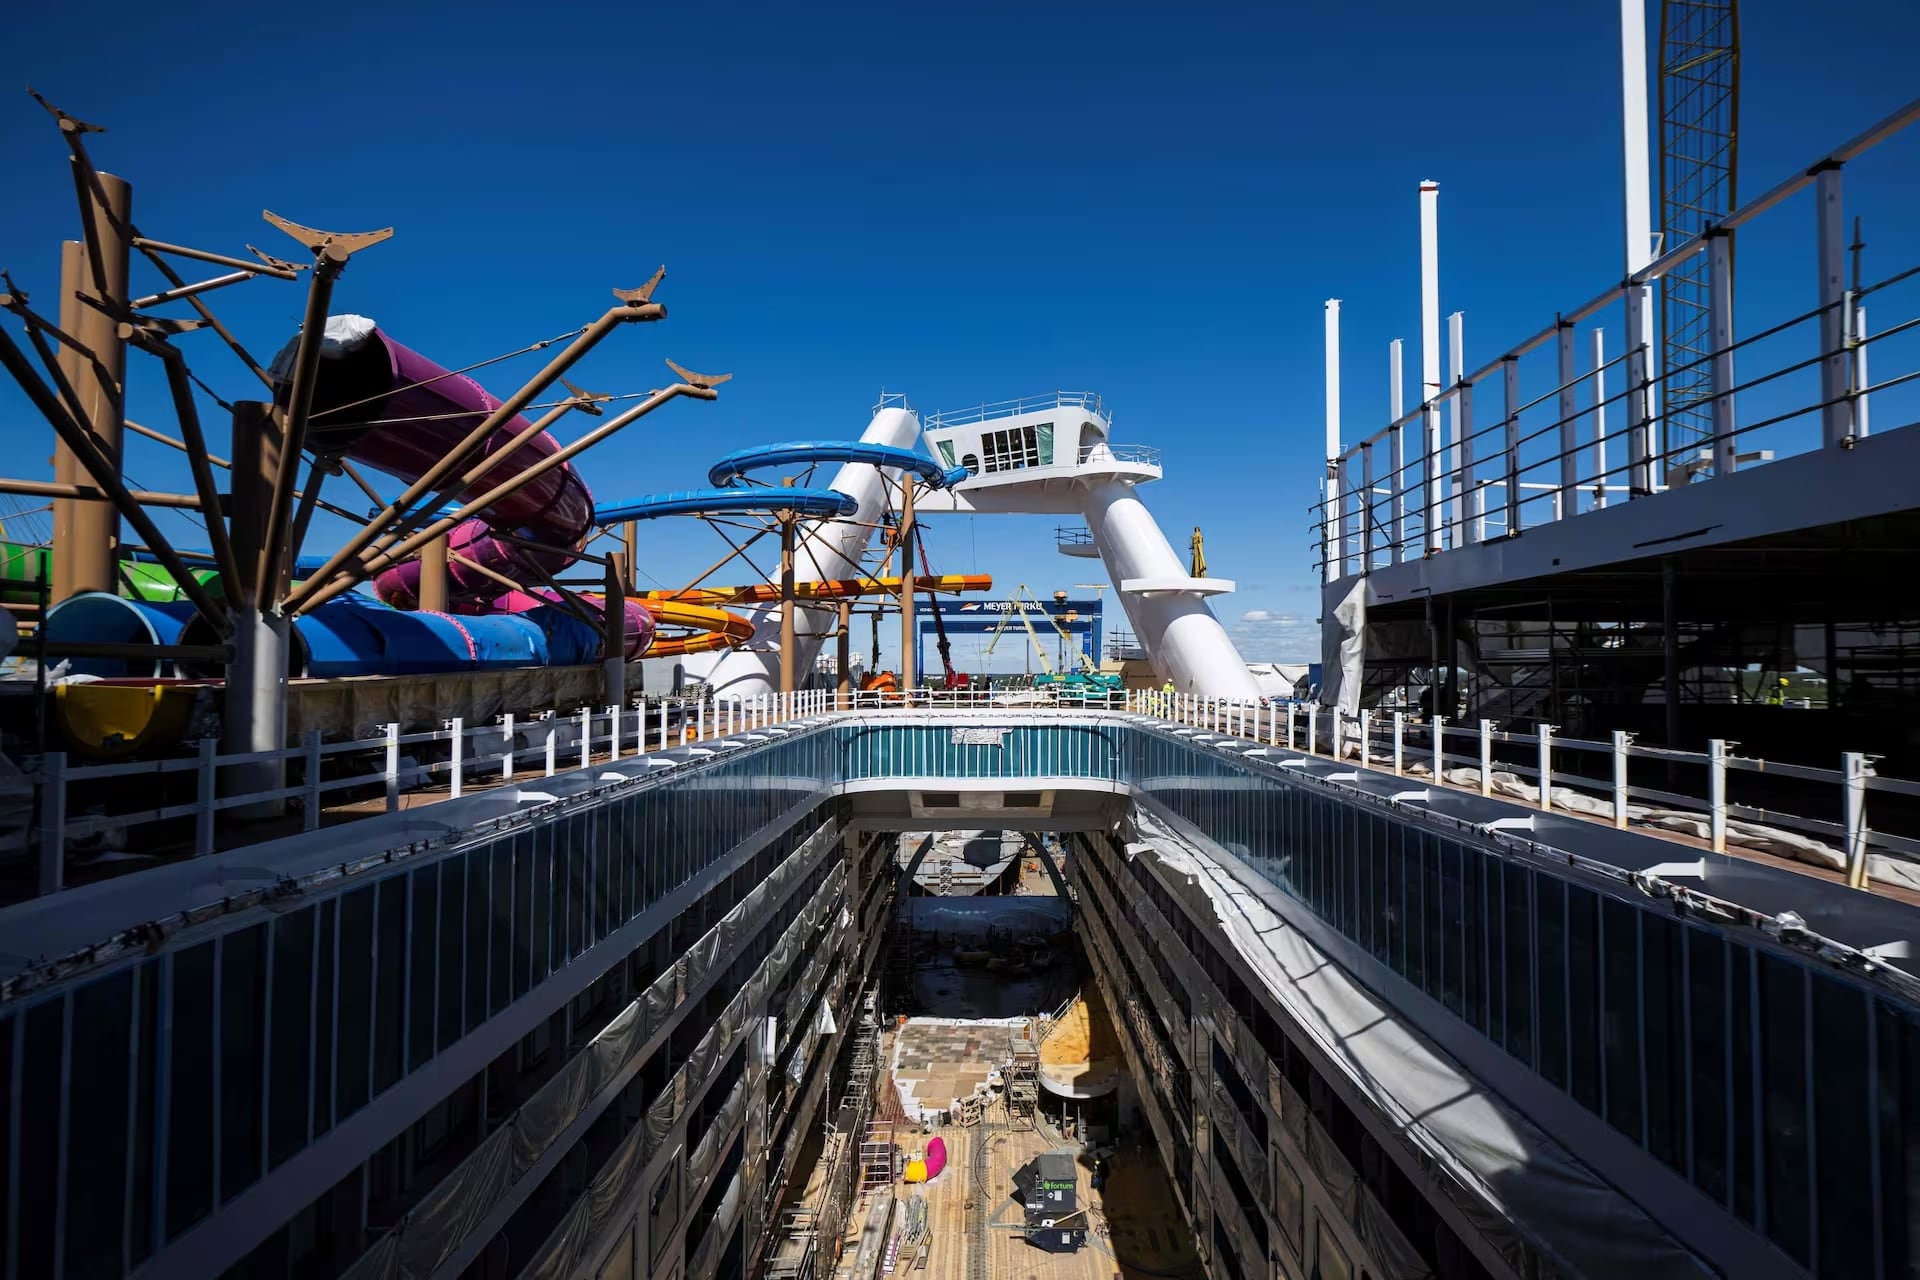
[1657, 0, 1740, 478]
[859, 1123, 898, 1196]
[1004, 1050, 1040, 1132]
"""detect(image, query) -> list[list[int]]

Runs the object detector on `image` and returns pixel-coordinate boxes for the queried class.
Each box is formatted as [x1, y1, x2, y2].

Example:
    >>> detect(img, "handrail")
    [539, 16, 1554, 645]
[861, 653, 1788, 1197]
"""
[922, 390, 1109, 432]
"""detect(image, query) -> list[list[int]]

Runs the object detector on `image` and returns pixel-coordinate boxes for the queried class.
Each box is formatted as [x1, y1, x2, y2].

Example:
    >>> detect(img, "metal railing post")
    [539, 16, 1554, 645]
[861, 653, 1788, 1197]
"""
[577, 707, 590, 771]
[660, 701, 670, 752]
[38, 751, 67, 896]
[1392, 711, 1405, 776]
[1624, 288, 1654, 494]
[1557, 321, 1579, 513]
[1844, 751, 1871, 888]
[545, 717, 558, 777]
[1707, 739, 1728, 853]
[681, 699, 692, 745]
[1502, 356, 1522, 532]
[449, 717, 465, 799]
[1535, 723, 1553, 811]
[502, 712, 516, 781]
[1479, 719, 1495, 796]
[302, 729, 323, 831]
[1432, 714, 1446, 781]
[1612, 731, 1631, 828]
[1708, 230, 1738, 475]
[1330, 708, 1342, 760]
[1358, 709, 1371, 769]
[384, 722, 401, 812]
[698, 698, 707, 741]
[1816, 164, 1855, 448]
[195, 736, 218, 856]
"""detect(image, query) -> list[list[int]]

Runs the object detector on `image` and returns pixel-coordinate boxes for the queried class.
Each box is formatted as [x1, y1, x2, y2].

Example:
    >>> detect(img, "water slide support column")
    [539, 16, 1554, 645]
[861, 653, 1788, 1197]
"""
[604, 552, 627, 706]
[223, 401, 289, 819]
[899, 475, 916, 704]
[50, 241, 83, 602]
[779, 500, 797, 695]
[57, 172, 132, 600]
[418, 534, 450, 613]
[837, 601, 852, 709]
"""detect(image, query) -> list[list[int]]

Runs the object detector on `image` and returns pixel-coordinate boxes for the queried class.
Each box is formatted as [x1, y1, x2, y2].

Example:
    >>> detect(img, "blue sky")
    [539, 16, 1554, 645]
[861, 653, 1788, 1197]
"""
[5, 1, 1918, 670]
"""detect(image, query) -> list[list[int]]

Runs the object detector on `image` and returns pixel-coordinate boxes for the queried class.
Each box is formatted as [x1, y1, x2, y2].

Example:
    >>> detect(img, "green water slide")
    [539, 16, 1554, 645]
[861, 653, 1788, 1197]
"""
[0, 540, 221, 606]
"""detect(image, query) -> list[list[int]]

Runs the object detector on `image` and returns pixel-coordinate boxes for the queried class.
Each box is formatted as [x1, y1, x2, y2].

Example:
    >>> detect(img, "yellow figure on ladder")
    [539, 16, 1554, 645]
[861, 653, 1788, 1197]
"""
[1190, 526, 1207, 577]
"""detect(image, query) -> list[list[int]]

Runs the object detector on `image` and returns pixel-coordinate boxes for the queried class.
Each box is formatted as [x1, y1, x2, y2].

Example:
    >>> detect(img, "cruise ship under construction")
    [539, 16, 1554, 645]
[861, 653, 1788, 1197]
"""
[4, 11, 1920, 1280]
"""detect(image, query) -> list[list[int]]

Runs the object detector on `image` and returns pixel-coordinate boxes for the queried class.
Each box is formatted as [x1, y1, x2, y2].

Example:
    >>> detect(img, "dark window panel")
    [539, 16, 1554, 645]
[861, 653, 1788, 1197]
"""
[1566, 887, 1601, 1112]
[313, 900, 336, 1139]
[437, 858, 465, 1053]
[1502, 864, 1533, 1069]
[220, 924, 267, 1203]
[465, 850, 489, 1035]
[336, 886, 375, 1119]
[167, 943, 217, 1237]
[1758, 952, 1810, 1265]
[68, 972, 132, 1279]
[269, 908, 316, 1170]
[1811, 975, 1871, 1279]
[18, 999, 66, 1276]
[1731, 944, 1756, 1225]
[1874, 1001, 1917, 1280]
[1686, 928, 1729, 1204]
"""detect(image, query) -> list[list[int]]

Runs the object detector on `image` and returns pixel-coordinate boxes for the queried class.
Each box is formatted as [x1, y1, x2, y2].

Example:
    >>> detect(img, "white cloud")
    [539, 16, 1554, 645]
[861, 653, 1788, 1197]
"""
[1241, 609, 1275, 623]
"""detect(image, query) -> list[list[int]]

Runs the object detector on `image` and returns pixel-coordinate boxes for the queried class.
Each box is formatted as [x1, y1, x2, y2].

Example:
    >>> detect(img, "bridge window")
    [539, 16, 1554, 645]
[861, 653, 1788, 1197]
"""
[981, 424, 1042, 472]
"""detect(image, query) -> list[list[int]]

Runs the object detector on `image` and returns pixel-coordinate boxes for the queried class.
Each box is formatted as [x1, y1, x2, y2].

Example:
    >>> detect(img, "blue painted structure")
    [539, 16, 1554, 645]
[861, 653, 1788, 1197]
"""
[706, 440, 968, 490]
[914, 596, 1103, 678]
[592, 488, 859, 524]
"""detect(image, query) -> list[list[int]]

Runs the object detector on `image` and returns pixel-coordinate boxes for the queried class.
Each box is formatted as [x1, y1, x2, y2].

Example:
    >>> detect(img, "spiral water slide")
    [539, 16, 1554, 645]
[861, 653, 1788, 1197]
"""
[288, 315, 657, 660]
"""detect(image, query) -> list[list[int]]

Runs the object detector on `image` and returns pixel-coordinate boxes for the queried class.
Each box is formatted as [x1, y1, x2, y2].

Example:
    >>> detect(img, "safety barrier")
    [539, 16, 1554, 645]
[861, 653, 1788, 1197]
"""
[1126, 688, 1919, 892]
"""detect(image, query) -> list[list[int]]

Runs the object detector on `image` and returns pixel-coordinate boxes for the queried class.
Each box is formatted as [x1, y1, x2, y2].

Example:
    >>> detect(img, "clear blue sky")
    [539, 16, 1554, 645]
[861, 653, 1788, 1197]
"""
[5, 1, 1918, 670]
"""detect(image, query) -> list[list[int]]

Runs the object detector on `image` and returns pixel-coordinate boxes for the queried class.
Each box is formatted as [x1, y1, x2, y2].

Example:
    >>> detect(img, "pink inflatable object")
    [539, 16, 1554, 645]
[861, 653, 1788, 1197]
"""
[924, 1135, 948, 1179]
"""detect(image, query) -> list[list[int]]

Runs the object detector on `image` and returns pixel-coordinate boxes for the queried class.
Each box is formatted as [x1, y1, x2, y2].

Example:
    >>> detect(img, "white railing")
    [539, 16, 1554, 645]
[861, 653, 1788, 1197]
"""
[1078, 441, 1160, 468]
[29, 688, 853, 898]
[1126, 690, 1919, 892]
[922, 390, 1108, 431]
[1313, 95, 1920, 580]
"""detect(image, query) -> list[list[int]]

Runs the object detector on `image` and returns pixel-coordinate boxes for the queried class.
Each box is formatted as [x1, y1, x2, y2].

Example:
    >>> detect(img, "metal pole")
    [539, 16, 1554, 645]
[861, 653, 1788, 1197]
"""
[1448, 310, 1466, 539]
[449, 718, 465, 799]
[1480, 719, 1495, 796]
[502, 712, 516, 781]
[1855, 304, 1871, 437]
[1707, 739, 1727, 853]
[1612, 730, 1631, 828]
[1420, 181, 1443, 551]
[1432, 713, 1446, 781]
[1620, 0, 1659, 481]
[1536, 724, 1554, 811]
[1557, 321, 1579, 513]
[1843, 752, 1870, 888]
[604, 552, 627, 707]
[1708, 231, 1739, 475]
[1389, 338, 1406, 562]
[1815, 165, 1855, 448]
[64, 171, 132, 600]
[222, 402, 289, 819]
[899, 476, 916, 704]
[1324, 299, 1343, 579]
[1592, 328, 1609, 508]
[1454, 314, 1476, 545]
[1502, 357, 1521, 535]
[1392, 711, 1404, 775]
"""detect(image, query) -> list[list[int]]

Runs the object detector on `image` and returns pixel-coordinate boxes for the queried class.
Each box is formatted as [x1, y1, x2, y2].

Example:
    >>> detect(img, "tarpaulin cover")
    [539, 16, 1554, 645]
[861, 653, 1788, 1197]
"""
[1135, 813, 1715, 1279]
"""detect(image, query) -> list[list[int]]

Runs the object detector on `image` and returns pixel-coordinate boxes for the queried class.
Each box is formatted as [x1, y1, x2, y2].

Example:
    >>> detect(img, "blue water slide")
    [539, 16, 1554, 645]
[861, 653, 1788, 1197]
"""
[592, 487, 860, 524]
[705, 441, 969, 490]
[42, 593, 199, 678]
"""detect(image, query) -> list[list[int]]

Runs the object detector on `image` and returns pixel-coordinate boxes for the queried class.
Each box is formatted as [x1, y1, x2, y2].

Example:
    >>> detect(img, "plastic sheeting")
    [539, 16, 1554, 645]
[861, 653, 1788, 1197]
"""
[1136, 814, 1716, 1279]
[348, 825, 846, 1280]
[1320, 575, 1365, 717]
